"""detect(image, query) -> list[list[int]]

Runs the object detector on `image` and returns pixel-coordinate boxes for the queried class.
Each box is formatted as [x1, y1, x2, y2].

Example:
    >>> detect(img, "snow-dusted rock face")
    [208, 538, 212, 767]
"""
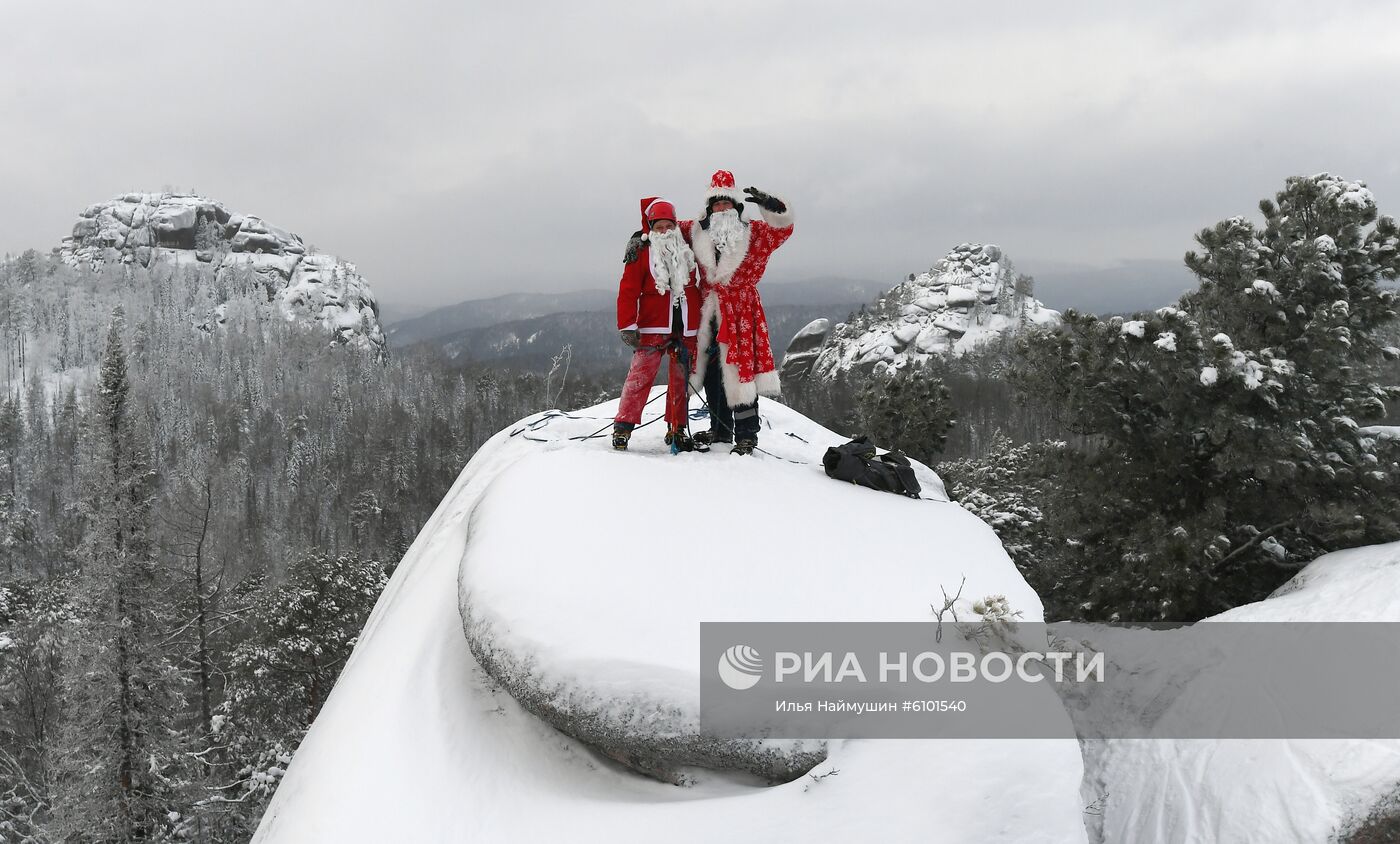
[1078, 540, 1400, 843]
[456, 406, 1041, 784]
[1362, 425, 1400, 444]
[777, 317, 831, 380]
[254, 393, 1086, 843]
[787, 243, 1059, 380]
[59, 193, 386, 356]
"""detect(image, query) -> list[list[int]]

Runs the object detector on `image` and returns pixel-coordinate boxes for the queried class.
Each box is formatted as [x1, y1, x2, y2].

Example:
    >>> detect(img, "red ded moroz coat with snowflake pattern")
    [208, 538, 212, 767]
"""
[679, 201, 793, 407]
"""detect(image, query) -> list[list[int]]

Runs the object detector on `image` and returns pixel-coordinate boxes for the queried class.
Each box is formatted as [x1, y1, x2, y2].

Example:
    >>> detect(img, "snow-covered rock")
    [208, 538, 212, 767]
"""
[254, 392, 1086, 843]
[1361, 425, 1400, 444]
[58, 193, 386, 356]
[457, 417, 1044, 782]
[777, 317, 831, 380]
[787, 243, 1060, 380]
[1078, 541, 1400, 843]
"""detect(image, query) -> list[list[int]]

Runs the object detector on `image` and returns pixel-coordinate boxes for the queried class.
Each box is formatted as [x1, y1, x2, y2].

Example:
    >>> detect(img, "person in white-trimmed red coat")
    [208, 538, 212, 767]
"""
[677, 169, 794, 455]
[611, 197, 702, 451]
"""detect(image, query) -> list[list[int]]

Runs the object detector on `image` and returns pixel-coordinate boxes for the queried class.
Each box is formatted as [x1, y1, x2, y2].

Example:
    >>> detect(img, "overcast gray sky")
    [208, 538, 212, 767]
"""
[3, 1, 1398, 313]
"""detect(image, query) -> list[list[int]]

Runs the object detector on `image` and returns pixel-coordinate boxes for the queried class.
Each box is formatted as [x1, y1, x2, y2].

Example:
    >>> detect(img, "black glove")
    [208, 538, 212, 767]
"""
[743, 186, 786, 214]
[620, 329, 639, 348]
[622, 230, 644, 264]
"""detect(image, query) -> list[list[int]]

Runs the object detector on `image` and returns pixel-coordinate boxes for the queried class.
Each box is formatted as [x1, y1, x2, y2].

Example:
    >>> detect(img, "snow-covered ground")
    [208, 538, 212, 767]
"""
[253, 388, 1400, 843]
[1080, 541, 1400, 843]
[254, 392, 1087, 843]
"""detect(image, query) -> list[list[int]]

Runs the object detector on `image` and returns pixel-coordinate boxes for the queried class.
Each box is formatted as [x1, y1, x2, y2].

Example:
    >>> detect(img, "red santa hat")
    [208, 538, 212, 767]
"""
[703, 169, 743, 210]
[640, 196, 676, 231]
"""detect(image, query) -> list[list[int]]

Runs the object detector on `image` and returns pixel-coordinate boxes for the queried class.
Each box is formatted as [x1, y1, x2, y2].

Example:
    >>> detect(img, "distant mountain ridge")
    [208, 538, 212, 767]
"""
[425, 304, 843, 374]
[386, 276, 890, 349]
[387, 290, 619, 346]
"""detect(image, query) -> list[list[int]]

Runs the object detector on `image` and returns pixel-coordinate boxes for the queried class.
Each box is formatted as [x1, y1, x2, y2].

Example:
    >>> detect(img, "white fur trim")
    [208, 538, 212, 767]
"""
[690, 217, 749, 284]
[680, 286, 697, 336]
[689, 291, 721, 393]
[620, 322, 638, 331]
[638, 327, 670, 334]
[758, 196, 794, 230]
[719, 340, 759, 406]
[704, 186, 743, 205]
[754, 369, 782, 398]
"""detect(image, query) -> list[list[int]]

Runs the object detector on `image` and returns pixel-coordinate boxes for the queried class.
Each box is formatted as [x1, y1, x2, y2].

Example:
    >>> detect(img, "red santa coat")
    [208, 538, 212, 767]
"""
[679, 201, 794, 406]
[615, 239, 701, 336]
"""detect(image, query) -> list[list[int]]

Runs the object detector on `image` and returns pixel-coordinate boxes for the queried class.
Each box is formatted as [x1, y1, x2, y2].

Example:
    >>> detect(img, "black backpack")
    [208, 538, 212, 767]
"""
[822, 436, 921, 498]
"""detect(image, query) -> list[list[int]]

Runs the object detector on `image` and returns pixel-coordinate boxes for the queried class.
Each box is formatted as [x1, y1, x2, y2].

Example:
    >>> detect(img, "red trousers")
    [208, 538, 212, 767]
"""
[615, 334, 697, 429]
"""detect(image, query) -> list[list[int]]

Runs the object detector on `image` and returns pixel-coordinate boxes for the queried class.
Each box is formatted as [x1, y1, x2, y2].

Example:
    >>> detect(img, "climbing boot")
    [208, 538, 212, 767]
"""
[612, 423, 633, 451]
[665, 427, 695, 453]
[694, 428, 733, 446]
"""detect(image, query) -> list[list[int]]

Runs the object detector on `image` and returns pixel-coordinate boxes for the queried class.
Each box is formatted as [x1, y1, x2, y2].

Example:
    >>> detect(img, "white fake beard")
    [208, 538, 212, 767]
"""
[707, 208, 745, 255]
[647, 227, 696, 299]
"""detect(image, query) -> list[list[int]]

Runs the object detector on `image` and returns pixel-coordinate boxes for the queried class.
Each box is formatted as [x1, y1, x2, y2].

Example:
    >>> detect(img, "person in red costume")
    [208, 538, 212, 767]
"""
[677, 170, 794, 455]
[611, 197, 702, 451]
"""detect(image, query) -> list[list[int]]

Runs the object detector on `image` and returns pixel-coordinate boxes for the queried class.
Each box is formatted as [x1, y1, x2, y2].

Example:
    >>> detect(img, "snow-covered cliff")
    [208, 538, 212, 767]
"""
[1078, 540, 1400, 843]
[252, 392, 1086, 843]
[784, 243, 1059, 380]
[59, 193, 386, 355]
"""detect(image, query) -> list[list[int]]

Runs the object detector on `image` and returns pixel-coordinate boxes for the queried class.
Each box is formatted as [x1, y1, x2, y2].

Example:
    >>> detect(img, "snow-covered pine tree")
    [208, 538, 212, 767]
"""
[0, 580, 71, 840]
[51, 307, 186, 840]
[1013, 174, 1400, 620]
[207, 552, 386, 836]
[938, 433, 1060, 577]
[858, 361, 957, 464]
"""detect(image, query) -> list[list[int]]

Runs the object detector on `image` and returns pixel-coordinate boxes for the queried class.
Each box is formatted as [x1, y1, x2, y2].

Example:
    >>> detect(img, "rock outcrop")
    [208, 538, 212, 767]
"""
[451, 400, 1052, 787]
[59, 193, 386, 356]
[784, 243, 1059, 380]
[1076, 540, 1400, 843]
[253, 391, 1087, 843]
[777, 317, 831, 381]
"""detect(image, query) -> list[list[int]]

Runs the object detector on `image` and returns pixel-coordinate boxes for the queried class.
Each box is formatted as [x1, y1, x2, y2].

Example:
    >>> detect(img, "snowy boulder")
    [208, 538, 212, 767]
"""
[1079, 541, 1400, 843]
[891, 322, 922, 346]
[778, 318, 831, 380]
[932, 314, 966, 335]
[230, 215, 303, 254]
[457, 399, 1043, 783]
[945, 286, 978, 307]
[1361, 425, 1400, 444]
[250, 394, 1088, 842]
[914, 325, 949, 354]
[150, 203, 197, 236]
[855, 344, 894, 366]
